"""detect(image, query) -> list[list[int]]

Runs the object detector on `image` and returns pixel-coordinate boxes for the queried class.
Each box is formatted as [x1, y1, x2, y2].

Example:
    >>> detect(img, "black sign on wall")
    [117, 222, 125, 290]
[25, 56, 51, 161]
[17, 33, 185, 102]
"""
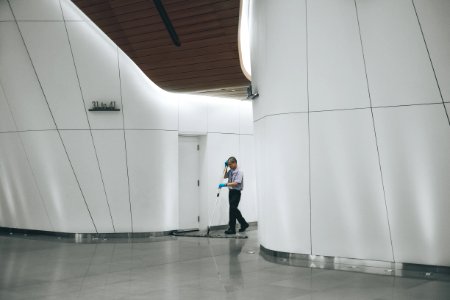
[89, 101, 120, 111]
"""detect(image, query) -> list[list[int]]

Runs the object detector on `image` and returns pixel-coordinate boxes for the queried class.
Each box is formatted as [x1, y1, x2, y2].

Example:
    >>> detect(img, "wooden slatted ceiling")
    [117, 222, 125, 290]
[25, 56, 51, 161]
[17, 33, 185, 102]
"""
[73, 0, 249, 98]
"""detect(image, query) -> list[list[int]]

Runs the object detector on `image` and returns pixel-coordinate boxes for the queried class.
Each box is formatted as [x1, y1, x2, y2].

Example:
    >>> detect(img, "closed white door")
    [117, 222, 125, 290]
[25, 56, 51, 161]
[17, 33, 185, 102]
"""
[178, 136, 200, 230]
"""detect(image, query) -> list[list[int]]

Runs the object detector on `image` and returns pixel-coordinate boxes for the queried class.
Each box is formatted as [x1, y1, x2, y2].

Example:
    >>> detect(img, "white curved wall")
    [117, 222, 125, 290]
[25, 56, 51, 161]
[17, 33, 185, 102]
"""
[0, 0, 257, 233]
[251, 0, 450, 266]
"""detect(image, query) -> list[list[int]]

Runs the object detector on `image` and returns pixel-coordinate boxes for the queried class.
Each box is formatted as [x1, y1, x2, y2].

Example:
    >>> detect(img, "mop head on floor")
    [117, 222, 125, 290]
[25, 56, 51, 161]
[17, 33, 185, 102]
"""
[172, 229, 248, 239]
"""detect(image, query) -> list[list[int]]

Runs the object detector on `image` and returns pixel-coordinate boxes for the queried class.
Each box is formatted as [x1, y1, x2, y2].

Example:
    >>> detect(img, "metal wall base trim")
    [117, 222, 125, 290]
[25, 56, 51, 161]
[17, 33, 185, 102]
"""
[0, 223, 258, 242]
[0, 226, 174, 242]
[260, 245, 450, 281]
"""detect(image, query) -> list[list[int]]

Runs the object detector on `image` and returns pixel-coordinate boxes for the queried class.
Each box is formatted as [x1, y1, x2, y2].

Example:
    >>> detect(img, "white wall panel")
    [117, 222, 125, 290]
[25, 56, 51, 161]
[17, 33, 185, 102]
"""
[414, 0, 450, 103]
[252, 0, 308, 119]
[119, 51, 178, 130]
[374, 105, 450, 266]
[0, 84, 16, 132]
[20, 131, 96, 233]
[0, 0, 13, 21]
[19, 22, 89, 129]
[356, 0, 440, 106]
[0, 23, 55, 131]
[259, 114, 310, 254]
[207, 99, 240, 134]
[66, 22, 123, 129]
[0, 135, 19, 228]
[239, 101, 253, 134]
[249, 0, 267, 121]
[9, 0, 63, 21]
[308, 0, 370, 111]
[60, 0, 85, 21]
[205, 133, 240, 227]
[91, 130, 132, 233]
[0, 133, 52, 231]
[253, 119, 266, 232]
[310, 109, 392, 261]
[126, 130, 178, 232]
[178, 96, 208, 134]
[60, 130, 114, 233]
[265, 0, 307, 114]
[237, 135, 257, 222]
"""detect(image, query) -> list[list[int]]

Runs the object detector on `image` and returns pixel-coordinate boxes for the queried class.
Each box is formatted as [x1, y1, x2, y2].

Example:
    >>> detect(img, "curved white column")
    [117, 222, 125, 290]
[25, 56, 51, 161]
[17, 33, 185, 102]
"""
[251, 0, 450, 266]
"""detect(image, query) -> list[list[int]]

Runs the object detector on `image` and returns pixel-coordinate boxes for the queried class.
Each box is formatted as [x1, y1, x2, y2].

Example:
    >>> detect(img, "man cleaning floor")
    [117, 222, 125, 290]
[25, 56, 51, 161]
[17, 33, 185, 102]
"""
[219, 156, 249, 234]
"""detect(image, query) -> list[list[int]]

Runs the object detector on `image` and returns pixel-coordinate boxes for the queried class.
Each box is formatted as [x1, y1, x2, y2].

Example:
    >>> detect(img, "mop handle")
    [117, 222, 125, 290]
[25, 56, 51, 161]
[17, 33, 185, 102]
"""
[208, 194, 221, 231]
[209, 165, 228, 231]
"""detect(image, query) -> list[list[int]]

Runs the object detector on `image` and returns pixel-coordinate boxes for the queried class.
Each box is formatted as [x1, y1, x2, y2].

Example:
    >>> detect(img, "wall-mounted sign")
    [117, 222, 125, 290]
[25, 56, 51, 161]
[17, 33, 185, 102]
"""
[89, 101, 120, 111]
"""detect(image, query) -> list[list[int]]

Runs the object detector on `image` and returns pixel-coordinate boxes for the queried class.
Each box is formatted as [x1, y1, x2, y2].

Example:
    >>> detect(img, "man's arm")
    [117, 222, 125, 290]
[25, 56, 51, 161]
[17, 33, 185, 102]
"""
[223, 160, 230, 178]
[223, 167, 229, 179]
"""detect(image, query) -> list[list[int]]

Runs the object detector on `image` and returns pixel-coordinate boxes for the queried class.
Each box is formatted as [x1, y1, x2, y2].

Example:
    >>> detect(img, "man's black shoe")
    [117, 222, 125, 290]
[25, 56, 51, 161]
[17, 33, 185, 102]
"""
[224, 229, 236, 234]
[239, 223, 249, 232]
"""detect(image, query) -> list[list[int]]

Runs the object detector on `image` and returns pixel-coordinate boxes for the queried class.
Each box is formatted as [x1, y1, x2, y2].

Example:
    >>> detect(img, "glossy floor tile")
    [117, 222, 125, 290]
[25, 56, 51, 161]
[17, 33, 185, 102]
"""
[0, 230, 449, 300]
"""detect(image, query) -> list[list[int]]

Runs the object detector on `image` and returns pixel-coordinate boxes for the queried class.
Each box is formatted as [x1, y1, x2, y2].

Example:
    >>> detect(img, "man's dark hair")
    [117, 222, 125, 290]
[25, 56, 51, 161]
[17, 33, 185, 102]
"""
[228, 156, 237, 164]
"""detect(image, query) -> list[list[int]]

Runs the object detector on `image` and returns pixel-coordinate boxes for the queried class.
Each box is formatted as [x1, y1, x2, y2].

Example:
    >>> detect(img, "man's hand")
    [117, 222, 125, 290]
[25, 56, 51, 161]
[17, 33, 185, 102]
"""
[218, 183, 227, 189]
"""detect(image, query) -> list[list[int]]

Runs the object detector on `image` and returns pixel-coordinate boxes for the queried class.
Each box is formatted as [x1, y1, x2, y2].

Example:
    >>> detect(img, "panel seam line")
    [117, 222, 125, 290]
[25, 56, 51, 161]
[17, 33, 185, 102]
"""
[305, 0, 313, 255]
[59, 0, 116, 232]
[117, 47, 134, 233]
[411, 0, 450, 127]
[354, 0, 395, 261]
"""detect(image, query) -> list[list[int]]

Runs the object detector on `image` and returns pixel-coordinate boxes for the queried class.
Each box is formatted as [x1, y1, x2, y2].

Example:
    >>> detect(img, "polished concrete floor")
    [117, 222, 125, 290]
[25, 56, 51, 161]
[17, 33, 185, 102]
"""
[0, 230, 449, 300]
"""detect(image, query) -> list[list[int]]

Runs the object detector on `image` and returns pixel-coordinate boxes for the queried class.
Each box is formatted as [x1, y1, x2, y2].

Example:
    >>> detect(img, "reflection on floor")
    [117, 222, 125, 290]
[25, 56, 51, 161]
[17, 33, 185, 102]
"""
[0, 230, 449, 300]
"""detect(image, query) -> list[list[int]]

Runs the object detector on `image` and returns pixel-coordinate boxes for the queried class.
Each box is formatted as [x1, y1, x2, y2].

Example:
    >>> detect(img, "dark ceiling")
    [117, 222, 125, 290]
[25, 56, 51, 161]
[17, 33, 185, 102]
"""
[73, 0, 249, 98]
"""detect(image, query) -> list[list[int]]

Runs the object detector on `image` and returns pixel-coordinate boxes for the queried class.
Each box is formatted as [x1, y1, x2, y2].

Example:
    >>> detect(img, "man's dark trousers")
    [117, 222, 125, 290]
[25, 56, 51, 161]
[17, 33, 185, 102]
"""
[228, 189, 247, 230]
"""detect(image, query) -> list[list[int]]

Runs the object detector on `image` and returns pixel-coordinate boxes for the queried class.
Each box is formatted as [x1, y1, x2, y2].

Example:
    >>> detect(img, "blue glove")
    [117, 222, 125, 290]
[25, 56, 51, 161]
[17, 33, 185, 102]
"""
[224, 160, 228, 167]
[218, 183, 227, 188]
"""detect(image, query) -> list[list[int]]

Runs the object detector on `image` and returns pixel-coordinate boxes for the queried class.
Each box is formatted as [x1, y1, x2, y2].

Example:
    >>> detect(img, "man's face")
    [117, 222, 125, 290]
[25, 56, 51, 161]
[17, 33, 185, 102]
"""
[228, 160, 237, 170]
